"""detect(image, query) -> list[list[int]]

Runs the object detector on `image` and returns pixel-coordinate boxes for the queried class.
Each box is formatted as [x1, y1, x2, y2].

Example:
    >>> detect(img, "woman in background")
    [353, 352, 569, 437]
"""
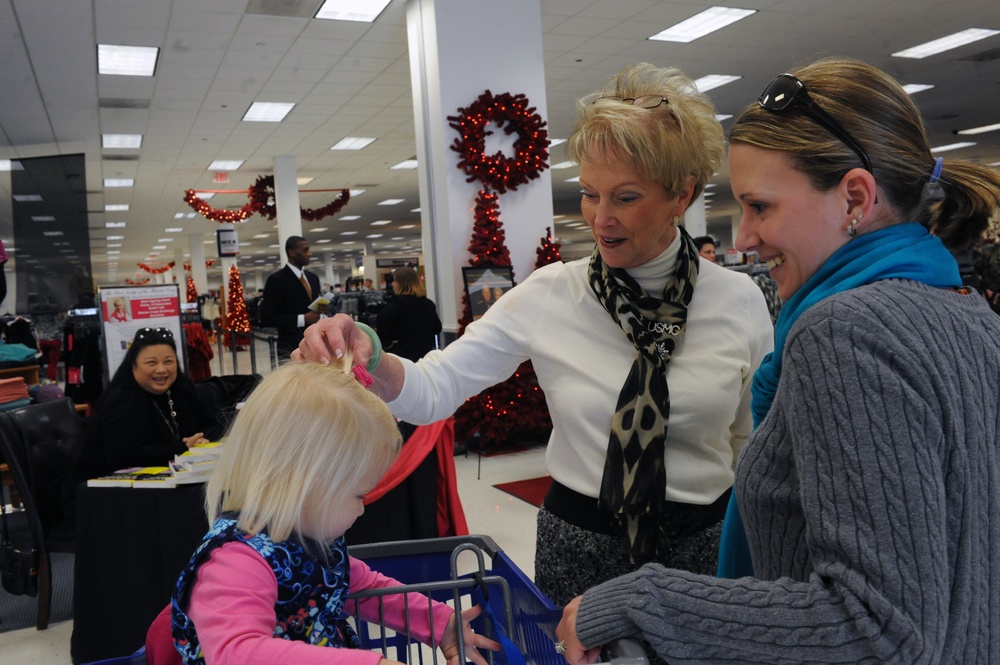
[375, 267, 442, 362]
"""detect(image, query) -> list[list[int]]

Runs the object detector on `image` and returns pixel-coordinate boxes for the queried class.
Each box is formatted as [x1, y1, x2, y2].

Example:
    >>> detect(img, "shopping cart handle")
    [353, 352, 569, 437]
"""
[601, 638, 648, 665]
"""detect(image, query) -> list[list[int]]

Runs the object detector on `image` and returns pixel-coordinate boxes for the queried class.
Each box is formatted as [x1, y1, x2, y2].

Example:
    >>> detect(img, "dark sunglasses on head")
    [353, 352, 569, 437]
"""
[757, 73, 874, 174]
[135, 327, 174, 341]
[594, 95, 669, 109]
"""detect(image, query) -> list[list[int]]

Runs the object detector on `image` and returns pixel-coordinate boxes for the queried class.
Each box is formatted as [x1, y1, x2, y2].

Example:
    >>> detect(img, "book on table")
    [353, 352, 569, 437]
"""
[87, 465, 177, 488]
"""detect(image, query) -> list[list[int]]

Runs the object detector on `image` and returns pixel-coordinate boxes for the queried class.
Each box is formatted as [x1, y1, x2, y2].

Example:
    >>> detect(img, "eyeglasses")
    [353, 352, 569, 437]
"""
[594, 95, 669, 109]
[757, 73, 874, 174]
[135, 327, 174, 341]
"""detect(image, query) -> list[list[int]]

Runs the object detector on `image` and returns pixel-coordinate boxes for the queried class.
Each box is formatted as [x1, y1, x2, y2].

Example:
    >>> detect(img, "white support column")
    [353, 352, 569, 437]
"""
[684, 195, 707, 238]
[274, 155, 302, 265]
[406, 0, 552, 333]
[190, 234, 209, 294]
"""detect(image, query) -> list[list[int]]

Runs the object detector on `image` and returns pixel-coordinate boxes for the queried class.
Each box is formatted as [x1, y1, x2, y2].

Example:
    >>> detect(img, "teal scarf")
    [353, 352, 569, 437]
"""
[717, 222, 961, 578]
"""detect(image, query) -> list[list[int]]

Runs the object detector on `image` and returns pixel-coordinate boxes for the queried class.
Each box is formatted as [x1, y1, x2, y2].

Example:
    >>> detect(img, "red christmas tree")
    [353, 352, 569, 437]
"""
[186, 276, 198, 303]
[535, 226, 562, 266]
[223, 265, 251, 349]
[452, 190, 553, 449]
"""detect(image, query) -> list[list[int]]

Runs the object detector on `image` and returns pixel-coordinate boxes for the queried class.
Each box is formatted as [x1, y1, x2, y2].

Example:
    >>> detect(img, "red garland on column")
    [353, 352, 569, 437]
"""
[186, 276, 198, 304]
[452, 191, 552, 449]
[535, 226, 563, 268]
[223, 265, 251, 349]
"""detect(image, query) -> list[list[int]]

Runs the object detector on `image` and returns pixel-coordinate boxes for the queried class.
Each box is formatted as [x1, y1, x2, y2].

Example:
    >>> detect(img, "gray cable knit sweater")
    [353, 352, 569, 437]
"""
[576, 280, 1000, 664]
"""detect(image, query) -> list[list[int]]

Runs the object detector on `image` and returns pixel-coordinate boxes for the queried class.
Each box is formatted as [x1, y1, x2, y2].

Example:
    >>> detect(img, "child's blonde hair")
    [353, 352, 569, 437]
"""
[205, 360, 402, 544]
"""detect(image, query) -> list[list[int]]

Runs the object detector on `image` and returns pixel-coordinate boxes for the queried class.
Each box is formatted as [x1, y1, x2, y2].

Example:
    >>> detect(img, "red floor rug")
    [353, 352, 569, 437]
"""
[493, 476, 552, 508]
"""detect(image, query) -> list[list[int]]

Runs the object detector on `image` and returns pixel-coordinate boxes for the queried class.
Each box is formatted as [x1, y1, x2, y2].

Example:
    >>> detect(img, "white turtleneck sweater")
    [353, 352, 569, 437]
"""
[389, 235, 773, 505]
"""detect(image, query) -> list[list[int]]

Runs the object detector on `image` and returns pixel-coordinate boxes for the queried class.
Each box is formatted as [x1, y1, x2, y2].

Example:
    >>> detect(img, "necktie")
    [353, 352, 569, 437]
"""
[300, 273, 312, 299]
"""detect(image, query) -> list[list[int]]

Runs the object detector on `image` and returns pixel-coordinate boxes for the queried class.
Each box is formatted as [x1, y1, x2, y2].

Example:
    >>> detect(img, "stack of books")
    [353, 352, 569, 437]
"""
[87, 441, 226, 488]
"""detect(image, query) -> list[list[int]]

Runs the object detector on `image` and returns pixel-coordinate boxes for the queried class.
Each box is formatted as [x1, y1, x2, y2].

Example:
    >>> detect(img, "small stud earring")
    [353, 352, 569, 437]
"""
[672, 216, 680, 227]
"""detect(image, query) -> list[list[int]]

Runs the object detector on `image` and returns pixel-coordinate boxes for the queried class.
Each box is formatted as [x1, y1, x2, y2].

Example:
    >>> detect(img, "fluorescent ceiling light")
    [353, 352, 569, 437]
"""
[309, 227, 328, 233]
[108, 235, 125, 240]
[107, 250, 120, 255]
[253, 234, 269, 239]
[0, 160, 23, 171]
[378, 199, 404, 206]
[103, 134, 142, 149]
[43, 231, 64, 237]
[316, 239, 332, 244]
[105, 222, 127, 228]
[649, 7, 756, 43]
[243, 102, 295, 122]
[31, 216, 55, 222]
[390, 159, 418, 170]
[331, 137, 377, 150]
[107, 244, 121, 248]
[903, 84, 935, 95]
[341, 231, 358, 236]
[152, 245, 167, 250]
[343, 241, 357, 245]
[371, 220, 391, 226]
[693, 75, 741, 92]
[208, 160, 243, 171]
[400, 224, 416, 229]
[13, 194, 42, 202]
[98, 44, 159, 76]
[315, 0, 392, 23]
[549, 139, 566, 147]
[957, 122, 1000, 135]
[931, 141, 976, 153]
[551, 161, 577, 169]
[157, 238, 173, 243]
[892, 28, 999, 59]
[164, 227, 183, 233]
[348, 190, 366, 197]
[297, 177, 314, 185]
[565, 176, 580, 183]
[715, 114, 733, 121]
[198, 193, 215, 200]
[186, 213, 197, 218]
[104, 178, 134, 187]
[366, 234, 383, 238]
[340, 215, 361, 220]
[174, 213, 186, 219]
[105, 205, 129, 211]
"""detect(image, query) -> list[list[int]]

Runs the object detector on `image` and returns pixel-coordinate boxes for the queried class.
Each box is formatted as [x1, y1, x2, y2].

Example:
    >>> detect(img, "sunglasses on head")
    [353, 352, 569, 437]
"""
[593, 95, 669, 109]
[757, 73, 874, 174]
[135, 327, 174, 342]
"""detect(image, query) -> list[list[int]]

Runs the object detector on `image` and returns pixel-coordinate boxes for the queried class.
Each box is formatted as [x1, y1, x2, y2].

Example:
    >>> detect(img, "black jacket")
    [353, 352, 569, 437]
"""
[259, 265, 322, 357]
[376, 294, 442, 362]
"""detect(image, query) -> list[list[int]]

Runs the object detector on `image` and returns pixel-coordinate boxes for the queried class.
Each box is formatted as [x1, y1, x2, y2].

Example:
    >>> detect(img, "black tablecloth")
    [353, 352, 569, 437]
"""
[71, 483, 208, 664]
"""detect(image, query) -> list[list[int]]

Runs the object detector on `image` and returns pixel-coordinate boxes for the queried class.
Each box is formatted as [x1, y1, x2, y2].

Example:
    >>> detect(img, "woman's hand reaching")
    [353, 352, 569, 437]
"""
[293, 313, 371, 366]
[441, 606, 501, 665]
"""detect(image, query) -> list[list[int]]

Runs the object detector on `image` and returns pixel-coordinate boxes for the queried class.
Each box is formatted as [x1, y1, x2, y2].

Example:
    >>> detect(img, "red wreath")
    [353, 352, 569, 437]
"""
[124, 277, 150, 285]
[137, 261, 176, 274]
[183, 259, 217, 271]
[448, 90, 549, 194]
[184, 175, 350, 223]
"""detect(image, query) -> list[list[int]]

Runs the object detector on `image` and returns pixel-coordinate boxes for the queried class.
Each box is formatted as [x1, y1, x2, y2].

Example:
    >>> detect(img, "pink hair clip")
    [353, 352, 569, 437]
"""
[350, 364, 375, 388]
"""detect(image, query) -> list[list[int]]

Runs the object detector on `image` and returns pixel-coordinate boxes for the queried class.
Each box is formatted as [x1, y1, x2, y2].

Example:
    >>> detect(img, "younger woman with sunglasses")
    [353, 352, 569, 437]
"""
[71, 327, 224, 489]
[556, 57, 1000, 664]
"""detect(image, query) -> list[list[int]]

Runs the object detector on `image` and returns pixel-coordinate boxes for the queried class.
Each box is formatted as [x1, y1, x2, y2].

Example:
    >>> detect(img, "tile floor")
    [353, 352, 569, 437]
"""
[0, 439, 547, 664]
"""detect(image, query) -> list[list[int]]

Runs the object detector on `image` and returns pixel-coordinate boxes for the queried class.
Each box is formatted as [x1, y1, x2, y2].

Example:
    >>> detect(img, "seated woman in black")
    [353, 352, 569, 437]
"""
[72, 327, 224, 484]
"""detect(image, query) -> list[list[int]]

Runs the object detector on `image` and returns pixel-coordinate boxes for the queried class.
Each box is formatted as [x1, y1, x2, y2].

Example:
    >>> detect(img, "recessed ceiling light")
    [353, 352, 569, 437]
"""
[343, 241, 357, 245]
[892, 28, 1000, 59]
[371, 220, 392, 226]
[378, 199, 404, 206]
[152, 245, 167, 250]
[198, 193, 215, 200]
[551, 161, 576, 170]
[243, 102, 295, 122]
[314, 0, 392, 23]
[931, 141, 976, 152]
[107, 250, 120, 255]
[390, 159, 418, 170]
[31, 216, 55, 222]
[0, 160, 23, 171]
[105, 222, 127, 228]
[253, 234, 269, 239]
[565, 176, 580, 183]
[108, 235, 125, 240]
[903, 84, 935, 95]
[104, 178, 134, 187]
[348, 190, 366, 197]
[107, 244, 121, 248]
[340, 215, 361, 220]
[13, 194, 42, 202]
[316, 239, 332, 244]
[957, 122, 1000, 135]
[105, 205, 129, 212]
[411, 208, 420, 213]
[208, 160, 244, 171]
[693, 75, 741, 92]
[366, 234, 383, 238]
[157, 238, 173, 243]
[309, 227, 328, 233]
[649, 7, 756, 43]
[400, 224, 416, 229]
[186, 213, 197, 218]
[98, 44, 159, 76]
[164, 227, 183, 233]
[331, 137, 377, 150]
[341, 231, 358, 236]
[43, 231, 64, 237]
[102, 134, 143, 149]
[549, 138, 566, 147]
[174, 213, 186, 219]
[297, 177, 314, 185]
[715, 114, 733, 121]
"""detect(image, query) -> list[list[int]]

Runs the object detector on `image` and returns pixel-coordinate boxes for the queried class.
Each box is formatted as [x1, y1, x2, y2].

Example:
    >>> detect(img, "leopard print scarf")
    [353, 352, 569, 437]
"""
[588, 226, 699, 564]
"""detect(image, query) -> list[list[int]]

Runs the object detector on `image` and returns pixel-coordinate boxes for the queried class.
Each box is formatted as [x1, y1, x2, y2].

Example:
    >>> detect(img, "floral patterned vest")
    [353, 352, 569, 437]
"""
[171, 515, 360, 664]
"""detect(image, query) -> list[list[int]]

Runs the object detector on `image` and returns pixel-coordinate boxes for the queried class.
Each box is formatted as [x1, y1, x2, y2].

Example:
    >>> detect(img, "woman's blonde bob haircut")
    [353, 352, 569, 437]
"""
[566, 62, 724, 201]
[205, 360, 402, 545]
[392, 267, 425, 297]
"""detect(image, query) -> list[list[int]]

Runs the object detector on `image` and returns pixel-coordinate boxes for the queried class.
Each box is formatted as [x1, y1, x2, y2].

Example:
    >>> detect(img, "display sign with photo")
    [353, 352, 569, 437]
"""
[98, 284, 185, 380]
[462, 266, 514, 320]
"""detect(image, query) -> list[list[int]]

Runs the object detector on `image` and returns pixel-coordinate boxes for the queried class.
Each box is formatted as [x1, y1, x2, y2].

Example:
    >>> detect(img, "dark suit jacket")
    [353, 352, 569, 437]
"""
[259, 264, 321, 357]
